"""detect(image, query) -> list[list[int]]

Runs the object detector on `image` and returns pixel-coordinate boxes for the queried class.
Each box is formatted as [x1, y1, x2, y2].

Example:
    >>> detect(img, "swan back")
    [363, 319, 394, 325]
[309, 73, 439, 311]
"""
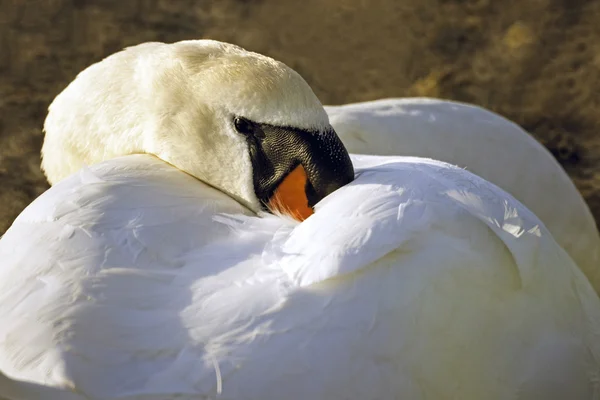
[326, 98, 600, 291]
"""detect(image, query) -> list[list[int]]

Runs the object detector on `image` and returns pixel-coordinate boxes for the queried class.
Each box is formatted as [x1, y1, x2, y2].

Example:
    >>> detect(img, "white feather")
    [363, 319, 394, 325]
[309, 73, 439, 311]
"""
[1, 154, 599, 399]
[326, 98, 600, 292]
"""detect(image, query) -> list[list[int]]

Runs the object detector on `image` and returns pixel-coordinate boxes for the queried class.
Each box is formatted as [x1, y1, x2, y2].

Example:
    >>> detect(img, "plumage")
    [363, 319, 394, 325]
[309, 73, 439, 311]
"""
[0, 154, 599, 399]
[2, 40, 600, 399]
[326, 98, 600, 291]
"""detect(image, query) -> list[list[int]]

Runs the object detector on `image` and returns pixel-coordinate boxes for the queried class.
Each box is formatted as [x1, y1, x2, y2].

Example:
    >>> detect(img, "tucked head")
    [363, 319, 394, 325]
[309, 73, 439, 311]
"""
[42, 40, 354, 219]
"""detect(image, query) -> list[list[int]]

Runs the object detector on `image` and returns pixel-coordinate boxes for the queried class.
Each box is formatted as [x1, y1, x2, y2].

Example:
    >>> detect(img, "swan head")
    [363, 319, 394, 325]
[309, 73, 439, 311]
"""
[42, 40, 354, 219]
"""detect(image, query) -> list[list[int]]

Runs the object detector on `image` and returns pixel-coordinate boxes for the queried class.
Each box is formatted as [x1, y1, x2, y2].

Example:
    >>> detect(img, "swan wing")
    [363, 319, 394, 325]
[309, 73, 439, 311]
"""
[326, 98, 600, 290]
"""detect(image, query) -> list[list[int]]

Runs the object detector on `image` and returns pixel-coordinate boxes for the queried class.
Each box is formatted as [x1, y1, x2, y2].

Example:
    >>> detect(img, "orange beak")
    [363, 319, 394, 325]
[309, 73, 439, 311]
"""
[267, 165, 314, 221]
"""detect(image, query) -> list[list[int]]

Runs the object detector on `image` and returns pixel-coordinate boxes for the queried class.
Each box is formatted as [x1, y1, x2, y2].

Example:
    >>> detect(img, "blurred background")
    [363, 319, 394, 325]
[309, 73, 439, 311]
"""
[1, 0, 600, 234]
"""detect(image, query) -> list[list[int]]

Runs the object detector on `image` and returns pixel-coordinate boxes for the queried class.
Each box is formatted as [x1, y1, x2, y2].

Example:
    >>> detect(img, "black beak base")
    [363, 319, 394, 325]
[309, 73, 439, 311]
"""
[242, 121, 355, 211]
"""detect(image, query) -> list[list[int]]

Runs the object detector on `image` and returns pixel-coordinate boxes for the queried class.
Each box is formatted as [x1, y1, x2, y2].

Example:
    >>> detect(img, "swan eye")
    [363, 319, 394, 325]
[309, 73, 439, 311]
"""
[234, 117, 265, 139]
[234, 117, 255, 135]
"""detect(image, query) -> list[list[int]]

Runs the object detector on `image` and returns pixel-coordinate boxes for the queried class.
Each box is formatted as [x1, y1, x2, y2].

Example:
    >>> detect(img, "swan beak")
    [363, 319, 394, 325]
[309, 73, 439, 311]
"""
[257, 125, 354, 221]
[268, 165, 314, 220]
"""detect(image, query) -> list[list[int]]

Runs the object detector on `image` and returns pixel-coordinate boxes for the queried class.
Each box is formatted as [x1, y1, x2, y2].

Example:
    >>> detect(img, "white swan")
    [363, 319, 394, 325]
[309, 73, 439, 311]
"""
[326, 98, 600, 292]
[0, 40, 599, 400]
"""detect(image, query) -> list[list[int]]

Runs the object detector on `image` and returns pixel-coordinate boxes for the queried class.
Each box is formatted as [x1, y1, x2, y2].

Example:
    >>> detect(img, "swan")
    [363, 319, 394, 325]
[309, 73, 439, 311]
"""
[0, 40, 599, 399]
[326, 98, 600, 292]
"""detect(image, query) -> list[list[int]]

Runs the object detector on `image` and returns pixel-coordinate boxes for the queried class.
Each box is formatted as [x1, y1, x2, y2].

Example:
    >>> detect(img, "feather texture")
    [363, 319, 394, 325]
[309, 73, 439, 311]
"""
[0, 154, 599, 399]
[326, 98, 600, 291]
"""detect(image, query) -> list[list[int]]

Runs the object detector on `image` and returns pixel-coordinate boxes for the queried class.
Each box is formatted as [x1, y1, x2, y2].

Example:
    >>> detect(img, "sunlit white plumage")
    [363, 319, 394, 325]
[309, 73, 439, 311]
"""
[326, 98, 600, 291]
[1, 154, 599, 399]
[1, 40, 600, 400]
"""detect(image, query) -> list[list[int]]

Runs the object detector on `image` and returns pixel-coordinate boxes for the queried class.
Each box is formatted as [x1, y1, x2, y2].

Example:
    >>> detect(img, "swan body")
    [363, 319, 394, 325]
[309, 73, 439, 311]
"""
[1, 41, 599, 399]
[326, 98, 600, 291]
[0, 154, 599, 399]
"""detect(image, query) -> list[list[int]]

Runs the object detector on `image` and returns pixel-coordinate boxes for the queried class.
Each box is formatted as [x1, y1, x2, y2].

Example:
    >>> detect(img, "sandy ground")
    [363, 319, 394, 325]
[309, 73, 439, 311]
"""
[1, 0, 600, 234]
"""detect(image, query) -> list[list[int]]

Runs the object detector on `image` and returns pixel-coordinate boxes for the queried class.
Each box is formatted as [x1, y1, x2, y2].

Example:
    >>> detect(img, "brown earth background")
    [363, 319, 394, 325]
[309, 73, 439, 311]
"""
[1, 0, 600, 234]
